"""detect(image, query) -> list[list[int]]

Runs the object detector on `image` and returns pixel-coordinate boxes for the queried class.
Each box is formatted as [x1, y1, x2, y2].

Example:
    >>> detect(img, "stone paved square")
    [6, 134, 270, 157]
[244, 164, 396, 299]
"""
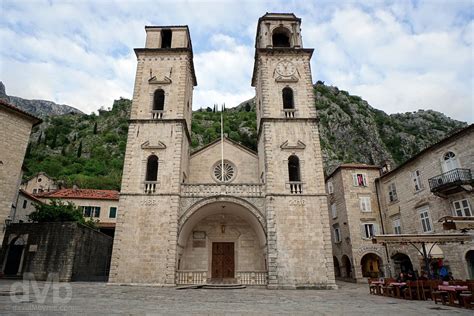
[0, 280, 471, 315]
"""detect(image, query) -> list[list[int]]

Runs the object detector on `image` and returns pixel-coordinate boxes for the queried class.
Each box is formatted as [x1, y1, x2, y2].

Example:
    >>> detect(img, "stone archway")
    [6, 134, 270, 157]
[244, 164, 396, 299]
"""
[333, 256, 341, 278]
[341, 255, 352, 279]
[465, 250, 474, 280]
[361, 253, 383, 278]
[391, 252, 413, 275]
[177, 198, 267, 285]
[3, 236, 26, 276]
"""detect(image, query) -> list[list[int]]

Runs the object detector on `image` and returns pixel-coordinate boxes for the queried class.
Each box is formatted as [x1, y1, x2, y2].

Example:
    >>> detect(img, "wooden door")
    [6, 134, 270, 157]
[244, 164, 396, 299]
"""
[212, 242, 234, 279]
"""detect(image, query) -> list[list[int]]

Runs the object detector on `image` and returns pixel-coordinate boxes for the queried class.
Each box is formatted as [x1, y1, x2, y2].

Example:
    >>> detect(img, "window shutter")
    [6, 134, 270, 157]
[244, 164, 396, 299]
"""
[360, 224, 366, 238]
[373, 223, 379, 236]
[352, 174, 357, 186]
[363, 174, 367, 186]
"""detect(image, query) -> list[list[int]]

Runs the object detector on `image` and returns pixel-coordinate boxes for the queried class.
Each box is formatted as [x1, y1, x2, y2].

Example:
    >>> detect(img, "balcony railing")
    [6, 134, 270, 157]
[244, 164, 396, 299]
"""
[282, 108, 296, 118]
[288, 181, 303, 194]
[151, 110, 164, 119]
[144, 181, 158, 194]
[181, 183, 263, 197]
[428, 168, 472, 193]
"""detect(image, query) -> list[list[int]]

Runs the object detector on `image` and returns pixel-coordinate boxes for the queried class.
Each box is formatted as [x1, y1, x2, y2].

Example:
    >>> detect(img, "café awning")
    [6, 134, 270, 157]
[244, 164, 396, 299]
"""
[372, 233, 472, 245]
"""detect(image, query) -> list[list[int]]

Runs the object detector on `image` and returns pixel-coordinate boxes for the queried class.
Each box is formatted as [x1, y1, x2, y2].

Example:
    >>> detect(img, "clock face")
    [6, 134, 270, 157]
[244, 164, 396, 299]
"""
[276, 61, 296, 76]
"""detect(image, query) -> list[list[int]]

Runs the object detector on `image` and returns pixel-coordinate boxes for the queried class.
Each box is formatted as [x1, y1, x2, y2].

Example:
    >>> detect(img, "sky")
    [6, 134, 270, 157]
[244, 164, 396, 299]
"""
[1, 0, 473, 122]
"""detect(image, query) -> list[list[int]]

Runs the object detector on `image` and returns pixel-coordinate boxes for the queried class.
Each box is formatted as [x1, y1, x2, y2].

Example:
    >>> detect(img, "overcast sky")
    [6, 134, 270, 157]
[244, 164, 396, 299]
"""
[1, 0, 473, 122]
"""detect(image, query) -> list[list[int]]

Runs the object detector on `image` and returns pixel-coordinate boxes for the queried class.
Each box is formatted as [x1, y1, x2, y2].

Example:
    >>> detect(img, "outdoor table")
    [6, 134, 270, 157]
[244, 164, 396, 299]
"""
[389, 282, 407, 298]
[438, 285, 469, 306]
[370, 281, 384, 295]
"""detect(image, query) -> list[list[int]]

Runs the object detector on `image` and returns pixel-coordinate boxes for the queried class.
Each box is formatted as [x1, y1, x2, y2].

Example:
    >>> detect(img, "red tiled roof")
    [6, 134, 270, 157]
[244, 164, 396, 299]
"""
[35, 189, 119, 200]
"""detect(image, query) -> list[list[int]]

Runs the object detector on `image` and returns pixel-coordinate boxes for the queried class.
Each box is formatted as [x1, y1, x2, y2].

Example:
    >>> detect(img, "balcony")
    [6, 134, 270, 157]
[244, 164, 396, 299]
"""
[282, 108, 296, 118]
[181, 183, 264, 198]
[144, 181, 158, 194]
[287, 181, 303, 194]
[151, 110, 164, 119]
[428, 168, 472, 197]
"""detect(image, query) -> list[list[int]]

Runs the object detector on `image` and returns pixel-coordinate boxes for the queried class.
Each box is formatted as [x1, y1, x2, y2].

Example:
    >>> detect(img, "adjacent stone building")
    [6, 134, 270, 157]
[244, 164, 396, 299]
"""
[36, 189, 119, 237]
[110, 13, 336, 289]
[326, 125, 473, 281]
[0, 100, 41, 243]
[377, 125, 473, 280]
[21, 172, 58, 194]
[326, 164, 387, 282]
[11, 189, 44, 223]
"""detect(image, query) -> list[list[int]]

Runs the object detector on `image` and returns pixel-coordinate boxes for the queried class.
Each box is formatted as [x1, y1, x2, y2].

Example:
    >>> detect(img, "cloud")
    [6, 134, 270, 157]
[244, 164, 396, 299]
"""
[0, 0, 472, 122]
[303, 4, 474, 122]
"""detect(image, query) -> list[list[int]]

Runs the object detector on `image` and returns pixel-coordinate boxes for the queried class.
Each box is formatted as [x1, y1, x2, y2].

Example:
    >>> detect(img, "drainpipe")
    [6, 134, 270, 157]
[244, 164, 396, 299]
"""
[375, 178, 391, 277]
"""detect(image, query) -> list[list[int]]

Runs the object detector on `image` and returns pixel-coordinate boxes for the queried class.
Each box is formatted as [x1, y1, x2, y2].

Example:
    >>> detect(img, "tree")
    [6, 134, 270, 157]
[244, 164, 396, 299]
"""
[28, 200, 97, 228]
[77, 140, 83, 158]
[51, 132, 57, 148]
[245, 103, 251, 112]
[93, 122, 98, 134]
[37, 131, 42, 145]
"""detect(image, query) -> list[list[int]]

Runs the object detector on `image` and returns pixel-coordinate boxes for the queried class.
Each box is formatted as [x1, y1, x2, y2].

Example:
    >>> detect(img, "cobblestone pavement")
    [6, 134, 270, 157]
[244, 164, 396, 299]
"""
[0, 280, 471, 315]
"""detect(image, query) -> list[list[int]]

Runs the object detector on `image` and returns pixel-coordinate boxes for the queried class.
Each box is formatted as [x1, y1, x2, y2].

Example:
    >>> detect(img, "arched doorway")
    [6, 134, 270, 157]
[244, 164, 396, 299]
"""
[466, 250, 474, 280]
[392, 253, 413, 275]
[177, 199, 267, 285]
[3, 237, 26, 276]
[333, 256, 341, 278]
[361, 253, 383, 278]
[341, 255, 352, 278]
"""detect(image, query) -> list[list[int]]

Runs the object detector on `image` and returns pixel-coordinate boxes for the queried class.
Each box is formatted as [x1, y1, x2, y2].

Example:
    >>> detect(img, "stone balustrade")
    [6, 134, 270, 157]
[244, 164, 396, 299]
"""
[175, 270, 268, 285]
[236, 271, 268, 285]
[181, 183, 264, 197]
[176, 270, 207, 285]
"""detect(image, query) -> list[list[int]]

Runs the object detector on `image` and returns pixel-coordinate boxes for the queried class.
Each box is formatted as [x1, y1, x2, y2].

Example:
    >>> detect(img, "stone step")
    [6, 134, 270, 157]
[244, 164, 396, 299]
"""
[202, 284, 246, 290]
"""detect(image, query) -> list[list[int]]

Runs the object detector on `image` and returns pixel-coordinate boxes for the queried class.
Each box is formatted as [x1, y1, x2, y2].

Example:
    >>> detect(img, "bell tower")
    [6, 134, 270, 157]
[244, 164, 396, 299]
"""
[109, 26, 196, 285]
[252, 13, 336, 289]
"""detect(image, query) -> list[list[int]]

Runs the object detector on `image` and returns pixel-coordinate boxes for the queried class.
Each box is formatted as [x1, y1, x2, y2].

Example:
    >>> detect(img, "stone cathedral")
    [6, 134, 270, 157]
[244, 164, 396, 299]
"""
[110, 13, 336, 289]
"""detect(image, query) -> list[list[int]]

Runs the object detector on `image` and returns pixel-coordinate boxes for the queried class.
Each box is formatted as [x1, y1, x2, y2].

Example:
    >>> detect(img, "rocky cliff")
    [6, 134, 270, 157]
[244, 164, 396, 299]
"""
[0, 81, 83, 117]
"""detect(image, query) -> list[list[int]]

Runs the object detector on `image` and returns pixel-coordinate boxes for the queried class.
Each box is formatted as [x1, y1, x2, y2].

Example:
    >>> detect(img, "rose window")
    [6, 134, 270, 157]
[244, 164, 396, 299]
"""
[213, 161, 236, 182]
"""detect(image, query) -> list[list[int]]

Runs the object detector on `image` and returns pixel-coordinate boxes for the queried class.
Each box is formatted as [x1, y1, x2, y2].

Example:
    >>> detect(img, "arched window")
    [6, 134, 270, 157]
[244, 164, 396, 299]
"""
[161, 29, 172, 48]
[288, 155, 301, 182]
[282, 87, 294, 109]
[153, 89, 165, 111]
[146, 155, 159, 181]
[442, 151, 460, 172]
[272, 27, 291, 47]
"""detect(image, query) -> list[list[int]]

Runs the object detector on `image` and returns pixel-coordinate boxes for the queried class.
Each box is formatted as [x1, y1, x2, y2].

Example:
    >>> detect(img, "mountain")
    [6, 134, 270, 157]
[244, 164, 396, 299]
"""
[313, 82, 467, 173]
[21, 84, 467, 189]
[0, 81, 83, 117]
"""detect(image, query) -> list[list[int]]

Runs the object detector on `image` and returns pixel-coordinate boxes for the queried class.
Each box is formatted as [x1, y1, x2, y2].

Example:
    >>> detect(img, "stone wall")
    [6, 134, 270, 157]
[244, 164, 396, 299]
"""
[0, 222, 113, 281]
[0, 106, 36, 242]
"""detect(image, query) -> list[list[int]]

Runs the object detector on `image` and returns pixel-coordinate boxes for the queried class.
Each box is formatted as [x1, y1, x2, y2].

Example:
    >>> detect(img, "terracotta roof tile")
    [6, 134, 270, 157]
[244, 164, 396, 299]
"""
[35, 189, 119, 200]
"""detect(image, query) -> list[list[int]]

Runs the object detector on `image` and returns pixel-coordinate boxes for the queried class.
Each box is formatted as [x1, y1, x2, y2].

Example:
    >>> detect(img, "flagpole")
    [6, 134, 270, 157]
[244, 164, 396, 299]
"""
[221, 103, 224, 182]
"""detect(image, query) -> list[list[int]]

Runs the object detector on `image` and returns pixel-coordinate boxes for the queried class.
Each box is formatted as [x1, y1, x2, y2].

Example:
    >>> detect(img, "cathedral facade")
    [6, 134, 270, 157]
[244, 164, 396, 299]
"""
[109, 13, 336, 289]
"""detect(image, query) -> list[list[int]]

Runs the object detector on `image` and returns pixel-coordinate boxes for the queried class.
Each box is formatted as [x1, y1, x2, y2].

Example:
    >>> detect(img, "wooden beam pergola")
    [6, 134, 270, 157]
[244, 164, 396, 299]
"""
[372, 233, 472, 278]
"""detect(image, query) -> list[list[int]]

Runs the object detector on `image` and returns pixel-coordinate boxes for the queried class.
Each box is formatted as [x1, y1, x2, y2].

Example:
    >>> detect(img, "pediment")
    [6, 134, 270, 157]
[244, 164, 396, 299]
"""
[148, 76, 172, 84]
[141, 140, 167, 149]
[275, 75, 299, 83]
[280, 140, 306, 150]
